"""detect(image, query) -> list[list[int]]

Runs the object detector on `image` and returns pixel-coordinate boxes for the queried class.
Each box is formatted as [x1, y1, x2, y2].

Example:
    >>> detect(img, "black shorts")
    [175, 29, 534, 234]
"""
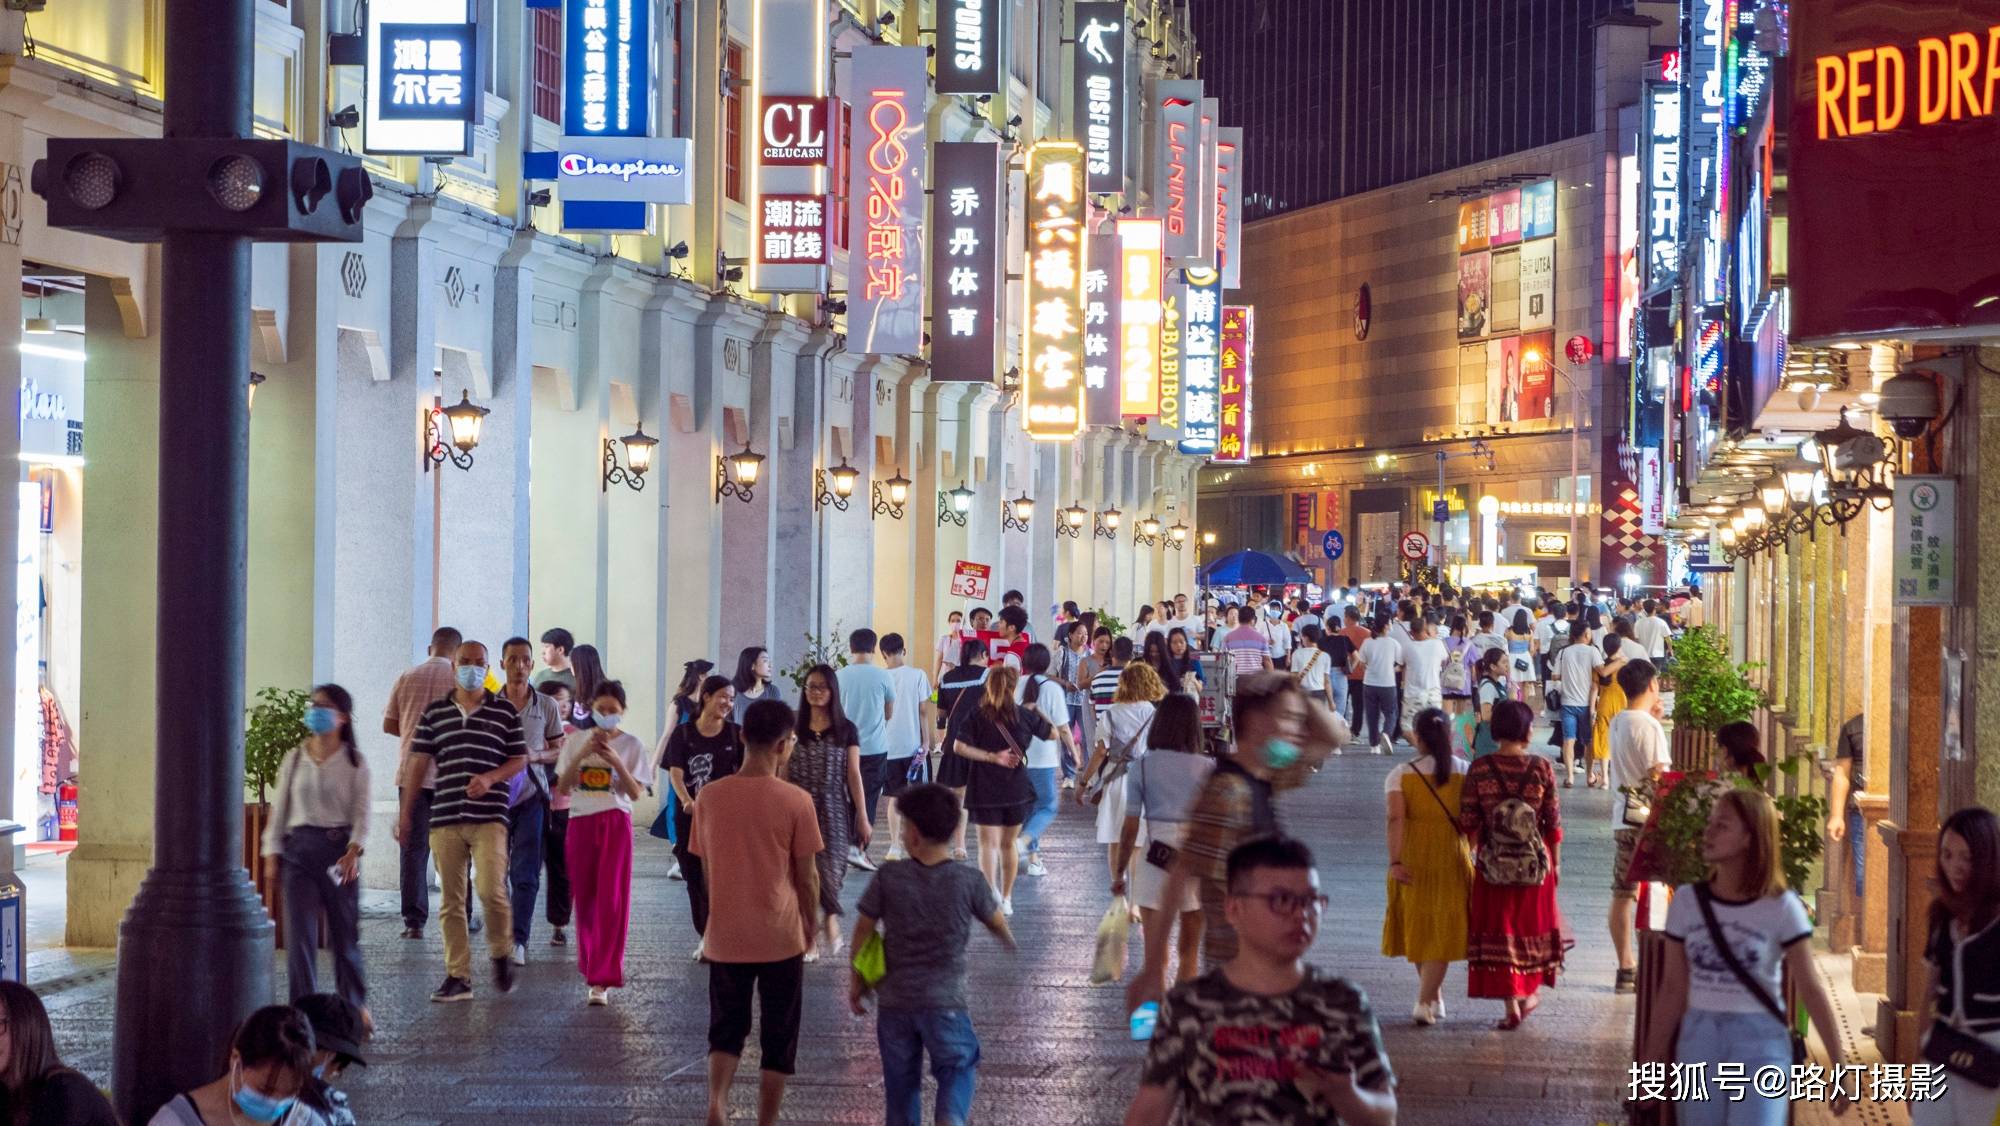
[708, 956, 806, 1073]
[882, 755, 925, 799]
[966, 801, 1030, 828]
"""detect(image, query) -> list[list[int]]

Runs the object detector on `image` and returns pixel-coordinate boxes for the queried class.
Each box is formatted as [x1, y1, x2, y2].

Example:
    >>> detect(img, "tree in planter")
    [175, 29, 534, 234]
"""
[1624, 758, 1829, 896]
[1668, 626, 1763, 731]
[244, 686, 311, 804]
[783, 625, 851, 694]
[1088, 607, 1126, 640]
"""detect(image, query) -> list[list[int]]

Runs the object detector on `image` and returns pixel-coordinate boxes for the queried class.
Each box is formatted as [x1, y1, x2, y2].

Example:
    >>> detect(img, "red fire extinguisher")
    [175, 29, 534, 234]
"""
[57, 782, 77, 841]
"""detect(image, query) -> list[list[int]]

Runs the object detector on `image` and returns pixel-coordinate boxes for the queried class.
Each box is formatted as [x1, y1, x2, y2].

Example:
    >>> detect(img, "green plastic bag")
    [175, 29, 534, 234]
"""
[852, 931, 887, 988]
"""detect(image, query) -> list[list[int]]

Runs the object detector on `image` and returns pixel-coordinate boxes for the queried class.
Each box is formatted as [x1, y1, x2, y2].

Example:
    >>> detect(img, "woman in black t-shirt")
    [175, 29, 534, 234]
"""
[954, 664, 1053, 917]
[659, 674, 739, 953]
[934, 638, 991, 860]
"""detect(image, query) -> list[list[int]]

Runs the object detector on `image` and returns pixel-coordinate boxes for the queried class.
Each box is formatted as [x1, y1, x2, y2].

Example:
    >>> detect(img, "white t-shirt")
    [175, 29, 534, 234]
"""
[884, 665, 932, 760]
[1633, 615, 1673, 658]
[1258, 615, 1294, 660]
[1607, 708, 1672, 824]
[1664, 887, 1813, 1016]
[1383, 755, 1470, 795]
[1359, 636, 1404, 688]
[555, 729, 654, 819]
[1288, 645, 1330, 691]
[1098, 701, 1156, 762]
[1555, 642, 1604, 706]
[1532, 615, 1566, 651]
[1016, 674, 1071, 769]
[1401, 637, 1449, 695]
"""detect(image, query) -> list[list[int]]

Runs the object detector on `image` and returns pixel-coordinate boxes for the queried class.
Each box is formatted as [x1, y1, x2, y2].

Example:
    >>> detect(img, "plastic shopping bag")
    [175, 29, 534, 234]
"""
[851, 931, 887, 988]
[1090, 896, 1131, 985]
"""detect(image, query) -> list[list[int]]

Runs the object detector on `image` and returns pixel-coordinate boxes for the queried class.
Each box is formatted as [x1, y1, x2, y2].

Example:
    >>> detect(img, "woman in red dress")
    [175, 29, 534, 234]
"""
[1458, 698, 1569, 1028]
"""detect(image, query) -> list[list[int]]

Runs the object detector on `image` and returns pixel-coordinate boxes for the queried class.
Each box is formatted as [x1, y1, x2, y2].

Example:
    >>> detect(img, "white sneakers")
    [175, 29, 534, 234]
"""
[690, 939, 706, 963]
[1024, 856, 1048, 877]
[848, 845, 879, 872]
[884, 846, 907, 862]
[667, 860, 683, 881]
[511, 943, 526, 967]
[1000, 896, 1014, 917]
[587, 986, 608, 1006]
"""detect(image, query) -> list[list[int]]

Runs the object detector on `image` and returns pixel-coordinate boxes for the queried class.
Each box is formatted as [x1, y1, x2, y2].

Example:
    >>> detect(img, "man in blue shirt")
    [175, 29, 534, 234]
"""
[837, 628, 897, 871]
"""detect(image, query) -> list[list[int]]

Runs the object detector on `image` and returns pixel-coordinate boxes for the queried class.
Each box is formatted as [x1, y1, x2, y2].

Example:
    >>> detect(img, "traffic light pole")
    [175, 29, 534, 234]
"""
[111, 0, 271, 1119]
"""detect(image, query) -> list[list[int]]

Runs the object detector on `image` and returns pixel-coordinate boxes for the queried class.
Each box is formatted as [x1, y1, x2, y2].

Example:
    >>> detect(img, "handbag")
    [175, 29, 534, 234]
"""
[1082, 715, 1154, 806]
[1924, 1020, 2000, 1089]
[1692, 883, 1808, 1066]
[1412, 767, 1474, 873]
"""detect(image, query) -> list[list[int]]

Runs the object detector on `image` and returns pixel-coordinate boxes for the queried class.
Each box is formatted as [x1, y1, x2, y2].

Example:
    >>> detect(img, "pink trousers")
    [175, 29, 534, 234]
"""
[568, 809, 633, 988]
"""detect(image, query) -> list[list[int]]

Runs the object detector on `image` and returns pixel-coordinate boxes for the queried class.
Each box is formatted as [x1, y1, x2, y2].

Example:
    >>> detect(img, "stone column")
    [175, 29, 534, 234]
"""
[1029, 441, 1061, 618]
[655, 280, 725, 694]
[765, 320, 832, 669]
[869, 364, 924, 647]
[820, 349, 877, 642]
[1089, 430, 1119, 616]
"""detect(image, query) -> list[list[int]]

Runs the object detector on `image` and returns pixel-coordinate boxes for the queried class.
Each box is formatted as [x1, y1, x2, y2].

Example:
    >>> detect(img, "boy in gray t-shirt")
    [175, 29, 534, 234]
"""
[851, 784, 1015, 1126]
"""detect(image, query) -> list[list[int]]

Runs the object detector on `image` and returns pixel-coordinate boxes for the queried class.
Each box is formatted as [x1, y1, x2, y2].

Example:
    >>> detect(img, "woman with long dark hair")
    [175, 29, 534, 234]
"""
[149, 1005, 317, 1126]
[570, 644, 610, 728]
[0, 981, 116, 1125]
[1471, 648, 1509, 757]
[1382, 707, 1470, 1026]
[260, 683, 370, 1025]
[1110, 693, 1214, 995]
[934, 638, 991, 861]
[658, 674, 740, 961]
[1914, 806, 2000, 1126]
[1162, 627, 1205, 695]
[1141, 631, 1174, 692]
[953, 665, 1051, 916]
[555, 679, 653, 1006]
[1504, 608, 1536, 703]
[658, 657, 713, 882]
[1460, 700, 1567, 1029]
[729, 646, 777, 723]
[790, 664, 868, 958]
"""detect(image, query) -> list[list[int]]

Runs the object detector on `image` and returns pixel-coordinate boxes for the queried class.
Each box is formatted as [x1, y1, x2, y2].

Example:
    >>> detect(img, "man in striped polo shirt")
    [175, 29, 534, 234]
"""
[396, 640, 528, 1002]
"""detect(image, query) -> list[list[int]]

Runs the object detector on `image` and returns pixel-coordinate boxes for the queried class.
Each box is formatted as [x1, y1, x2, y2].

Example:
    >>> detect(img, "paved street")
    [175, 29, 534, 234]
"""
[41, 742, 1633, 1124]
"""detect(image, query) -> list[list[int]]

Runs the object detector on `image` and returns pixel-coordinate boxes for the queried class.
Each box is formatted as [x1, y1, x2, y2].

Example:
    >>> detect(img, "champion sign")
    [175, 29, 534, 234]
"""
[553, 137, 696, 203]
[559, 153, 683, 181]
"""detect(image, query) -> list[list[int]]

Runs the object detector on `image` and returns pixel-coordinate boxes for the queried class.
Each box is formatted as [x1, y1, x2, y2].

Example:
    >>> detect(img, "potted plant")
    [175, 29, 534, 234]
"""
[782, 625, 851, 694]
[244, 686, 310, 945]
[1088, 607, 1127, 640]
[1665, 626, 1762, 772]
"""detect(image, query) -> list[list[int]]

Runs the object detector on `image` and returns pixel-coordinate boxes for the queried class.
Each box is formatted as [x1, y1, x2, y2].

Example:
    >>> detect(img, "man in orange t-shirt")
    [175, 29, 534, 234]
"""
[690, 698, 823, 1126]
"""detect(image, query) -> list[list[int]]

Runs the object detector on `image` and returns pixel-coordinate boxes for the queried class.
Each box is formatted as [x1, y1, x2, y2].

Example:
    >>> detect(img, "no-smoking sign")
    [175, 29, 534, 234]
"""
[1400, 531, 1430, 561]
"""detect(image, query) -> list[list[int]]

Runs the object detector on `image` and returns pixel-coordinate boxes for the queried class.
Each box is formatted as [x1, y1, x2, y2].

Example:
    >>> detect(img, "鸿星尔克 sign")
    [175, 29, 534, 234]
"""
[364, 0, 477, 156]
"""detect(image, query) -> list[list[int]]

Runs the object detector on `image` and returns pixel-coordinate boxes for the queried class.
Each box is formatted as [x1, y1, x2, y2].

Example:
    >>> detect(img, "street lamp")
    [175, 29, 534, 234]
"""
[1522, 345, 1587, 589]
[247, 370, 265, 411]
[1094, 506, 1121, 540]
[1057, 501, 1088, 538]
[1003, 493, 1033, 532]
[1168, 520, 1190, 547]
[716, 443, 765, 503]
[814, 459, 861, 511]
[872, 470, 911, 520]
[938, 482, 975, 527]
[602, 423, 659, 492]
[1134, 514, 1162, 546]
[424, 388, 489, 473]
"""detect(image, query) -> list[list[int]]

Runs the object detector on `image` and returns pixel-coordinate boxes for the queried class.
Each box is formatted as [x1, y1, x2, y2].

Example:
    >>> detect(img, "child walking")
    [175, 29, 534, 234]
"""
[849, 784, 1016, 1126]
[554, 679, 653, 1005]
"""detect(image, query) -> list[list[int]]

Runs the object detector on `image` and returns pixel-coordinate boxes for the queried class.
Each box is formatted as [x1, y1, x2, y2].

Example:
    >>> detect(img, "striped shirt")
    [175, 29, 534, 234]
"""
[1090, 665, 1124, 710]
[410, 692, 527, 827]
[1220, 626, 1271, 676]
[387, 657, 458, 789]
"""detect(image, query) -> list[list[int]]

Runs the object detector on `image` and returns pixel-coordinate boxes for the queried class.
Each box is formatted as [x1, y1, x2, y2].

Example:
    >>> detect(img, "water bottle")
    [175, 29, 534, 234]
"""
[1129, 1001, 1159, 1041]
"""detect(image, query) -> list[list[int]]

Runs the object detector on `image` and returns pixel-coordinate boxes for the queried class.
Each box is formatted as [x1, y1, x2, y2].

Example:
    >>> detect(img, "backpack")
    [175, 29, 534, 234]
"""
[1477, 765, 1550, 887]
[1439, 643, 1470, 694]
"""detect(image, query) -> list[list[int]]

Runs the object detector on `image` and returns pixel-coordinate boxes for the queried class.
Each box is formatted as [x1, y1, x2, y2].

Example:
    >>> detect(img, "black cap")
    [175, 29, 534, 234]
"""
[293, 994, 367, 1066]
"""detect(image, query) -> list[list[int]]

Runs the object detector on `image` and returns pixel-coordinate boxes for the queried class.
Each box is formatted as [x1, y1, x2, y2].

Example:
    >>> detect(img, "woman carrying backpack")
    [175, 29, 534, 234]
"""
[1640, 789, 1850, 1126]
[1470, 648, 1509, 758]
[1458, 699, 1568, 1029]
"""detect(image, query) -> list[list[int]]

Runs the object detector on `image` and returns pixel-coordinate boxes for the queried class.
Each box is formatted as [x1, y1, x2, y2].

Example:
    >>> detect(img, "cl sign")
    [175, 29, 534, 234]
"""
[760, 97, 832, 166]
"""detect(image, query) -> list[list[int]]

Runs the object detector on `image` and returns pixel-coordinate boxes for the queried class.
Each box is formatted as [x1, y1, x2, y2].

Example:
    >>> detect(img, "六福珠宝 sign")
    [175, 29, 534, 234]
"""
[363, 0, 477, 156]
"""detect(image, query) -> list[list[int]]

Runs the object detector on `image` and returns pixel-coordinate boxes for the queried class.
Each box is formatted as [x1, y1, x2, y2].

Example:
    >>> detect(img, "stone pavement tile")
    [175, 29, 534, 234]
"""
[45, 747, 1642, 1124]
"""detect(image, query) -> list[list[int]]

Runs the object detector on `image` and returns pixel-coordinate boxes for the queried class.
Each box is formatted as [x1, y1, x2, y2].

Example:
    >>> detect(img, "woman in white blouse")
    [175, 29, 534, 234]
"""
[261, 683, 371, 1029]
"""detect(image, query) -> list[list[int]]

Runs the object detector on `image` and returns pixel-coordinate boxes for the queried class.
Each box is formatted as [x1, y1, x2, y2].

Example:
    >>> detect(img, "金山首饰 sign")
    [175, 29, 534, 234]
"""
[751, 0, 830, 294]
[1153, 80, 1203, 260]
[1215, 305, 1252, 464]
[935, 0, 1003, 95]
[930, 142, 1005, 382]
[364, 0, 477, 156]
[1118, 218, 1163, 417]
[1073, 2, 1127, 194]
[1023, 143, 1086, 440]
[565, 0, 651, 137]
[847, 48, 926, 355]
[1083, 230, 1123, 425]
[1177, 267, 1223, 456]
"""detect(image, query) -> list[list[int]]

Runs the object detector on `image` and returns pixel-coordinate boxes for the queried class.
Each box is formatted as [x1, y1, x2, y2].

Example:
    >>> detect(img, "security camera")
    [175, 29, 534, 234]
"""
[1878, 370, 1941, 439]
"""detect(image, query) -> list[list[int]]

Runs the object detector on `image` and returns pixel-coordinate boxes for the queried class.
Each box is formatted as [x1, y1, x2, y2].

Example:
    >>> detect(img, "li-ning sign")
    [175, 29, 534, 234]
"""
[936, 0, 1003, 95]
[760, 97, 832, 165]
[1215, 127, 1244, 289]
[1118, 218, 1163, 418]
[1643, 80, 1682, 287]
[565, 0, 650, 137]
[1073, 2, 1126, 194]
[930, 142, 1004, 382]
[1023, 143, 1086, 440]
[847, 47, 926, 355]
[1154, 80, 1203, 260]
[364, 0, 477, 156]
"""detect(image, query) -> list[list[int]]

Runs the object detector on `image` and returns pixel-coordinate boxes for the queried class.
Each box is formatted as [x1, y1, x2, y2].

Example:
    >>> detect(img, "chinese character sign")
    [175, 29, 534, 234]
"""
[756, 194, 828, 264]
[846, 48, 926, 354]
[930, 142, 1004, 382]
[1083, 230, 1123, 426]
[364, 0, 476, 156]
[1644, 80, 1683, 287]
[1893, 476, 1956, 606]
[1074, 2, 1126, 194]
[1153, 80, 1203, 260]
[751, 0, 830, 294]
[565, 0, 650, 137]
[1214, 305, 1252, 464]
[936, 0, 1003, 94]
[1216, 128, 1244, 289]
[1177, 267, 1223, 456]
[1117, 218, 1163, 417]
[1023, 143, 1086, 439]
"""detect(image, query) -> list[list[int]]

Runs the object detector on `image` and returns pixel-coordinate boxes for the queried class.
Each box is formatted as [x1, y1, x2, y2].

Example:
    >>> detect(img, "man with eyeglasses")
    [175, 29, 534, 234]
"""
[1124, 836, 1397, 1126]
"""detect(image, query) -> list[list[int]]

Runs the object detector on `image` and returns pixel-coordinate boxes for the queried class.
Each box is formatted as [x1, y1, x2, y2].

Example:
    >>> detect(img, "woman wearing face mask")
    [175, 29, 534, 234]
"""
[0, 981, 118, 1126]
[554, 680, 652, 1006]
[260, 684, 370, 1027]
[936, 610, 966, 681]
[149, 1005, 324, 1125]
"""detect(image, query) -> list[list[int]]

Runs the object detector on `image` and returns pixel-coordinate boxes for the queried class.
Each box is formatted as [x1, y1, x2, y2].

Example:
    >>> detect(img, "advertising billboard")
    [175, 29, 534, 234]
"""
[1456, 251, 1490, 339]
[1178, 267, 1222, 456]
[1517, 331, 1557, 420]
[1023, 143, 1086, 439]
[1215, 305, 1252, 463]
[1519, 237, 1555, 332]
[1487, 187, 1521, 247]
[1117, 218, 1163, 417]
[930, 142, 1005, 382]
[751, 0, 830, 294]
[1073, 2, 1127, 194]
[1083, 230, 1122, 426]
[846, 47, 926, 354]
[1488, 246, 1520, 335]
[935, 0, 1003, 95]
[1215, 127, 1244, 289]
[1153, 80, 1203, 260]
[565, 0, 650, 137]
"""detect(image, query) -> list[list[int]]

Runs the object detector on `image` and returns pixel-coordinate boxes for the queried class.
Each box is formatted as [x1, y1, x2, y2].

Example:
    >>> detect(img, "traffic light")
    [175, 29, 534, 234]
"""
[33, 138, 373, 242]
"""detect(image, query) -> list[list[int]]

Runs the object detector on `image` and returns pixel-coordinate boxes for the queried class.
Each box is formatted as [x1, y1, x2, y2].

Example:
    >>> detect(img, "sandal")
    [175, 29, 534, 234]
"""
[950, 847, 969, 861]
[1496, 1011, 1522, 1031]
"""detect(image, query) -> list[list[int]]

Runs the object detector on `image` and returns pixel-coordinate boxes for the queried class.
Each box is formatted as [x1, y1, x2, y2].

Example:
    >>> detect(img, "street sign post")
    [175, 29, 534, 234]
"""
[1321, 529, 1344, 561]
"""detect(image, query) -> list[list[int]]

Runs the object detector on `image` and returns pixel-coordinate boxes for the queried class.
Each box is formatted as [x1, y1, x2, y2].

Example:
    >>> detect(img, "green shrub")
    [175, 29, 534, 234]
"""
[1670, 626, 1762, 731]
[244, 686, 310, 803]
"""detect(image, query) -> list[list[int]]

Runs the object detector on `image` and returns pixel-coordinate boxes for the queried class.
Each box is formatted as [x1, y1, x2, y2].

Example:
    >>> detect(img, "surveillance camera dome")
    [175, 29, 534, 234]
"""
[1877, 371, 1940, 438]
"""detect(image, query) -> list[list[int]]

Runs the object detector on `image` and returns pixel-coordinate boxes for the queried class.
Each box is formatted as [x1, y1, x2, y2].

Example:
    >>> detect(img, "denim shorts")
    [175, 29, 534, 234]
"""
[1561, 704, 1591, 741]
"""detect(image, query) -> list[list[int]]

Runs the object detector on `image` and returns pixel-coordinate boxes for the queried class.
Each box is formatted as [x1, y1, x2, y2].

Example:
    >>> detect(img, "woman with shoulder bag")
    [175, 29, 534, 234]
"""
[1383, 708, 1472, 1027]
[1471, 648, 1509, 758]
[1641, 788, 1848, 1125]
[1913, 806, 2000, 1126]
[1459, 700, 1567, 1030]
[1109, 694, 1215, 998]
[1076, 663, 1168, 883]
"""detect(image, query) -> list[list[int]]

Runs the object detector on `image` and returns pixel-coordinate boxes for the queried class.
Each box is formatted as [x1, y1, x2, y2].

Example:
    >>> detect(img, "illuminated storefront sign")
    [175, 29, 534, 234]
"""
[846, 47, 926, 354]
[1687, 0, 1730, 306]
[553, 137, 694, 202]
[1215, 305, 1252, 464]
[565, 0, 650, 137]
[1643, 80, 1682, 287]
[1519, 237, 1554, 332]
[1215, 127, 1244, 289]
[752, 0, 830, 293]
[1117, 218, 1163, 417]
[1073, 2, 1127, 194]
[1529, 532, 1572, 556]
[1083, 230, 1123, 425]
[929, 142, 1004, 382]
[1023, 143, 1086, 439]
[1487, 188, 1521, 247]
[1197, 98, 1220, 265]
[1178, 267, 1222, 456]
[1520, 180, 1556, 239]
[1156, 279, 1183, 437]
[1456, 200, 1490, 253]
[759, 96, 833, 165]
[936, 0, 1003, 95]
[1154, 80, 1203, 260]
[364, 0, 476, 155]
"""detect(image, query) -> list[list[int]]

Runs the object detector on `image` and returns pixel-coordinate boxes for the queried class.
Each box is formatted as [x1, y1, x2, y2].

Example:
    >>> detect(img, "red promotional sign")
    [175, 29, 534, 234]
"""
[1214, 304, 1252, 464]
[949, 560, 991, 600]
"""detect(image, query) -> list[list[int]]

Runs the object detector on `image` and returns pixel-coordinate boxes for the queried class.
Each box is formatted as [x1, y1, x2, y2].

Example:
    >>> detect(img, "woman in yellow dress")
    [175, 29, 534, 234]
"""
[1590, 618, 1641, 788]
[1382, 706, 1472, 1026]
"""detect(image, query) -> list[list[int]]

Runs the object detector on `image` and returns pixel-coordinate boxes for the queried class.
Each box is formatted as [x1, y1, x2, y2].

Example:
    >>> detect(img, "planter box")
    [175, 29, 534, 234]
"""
[1671, 725, 1718, 776]
[242, 802, 288, 949]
